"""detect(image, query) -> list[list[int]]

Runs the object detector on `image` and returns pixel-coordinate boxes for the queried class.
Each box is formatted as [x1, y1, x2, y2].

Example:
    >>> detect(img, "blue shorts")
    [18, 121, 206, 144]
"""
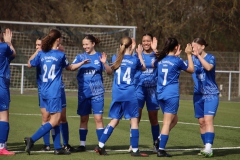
[0, 78, 10, 111]
[194, 94, 219, 118]
[38, 92, 45, 108]
[158, 97, 179, 114]
[108, 99, 139, 120]
[43, 98, 62, 113]
[77, 94, 104, 116]
[39, 87, 66, 109]
[136, 86, 160, 111]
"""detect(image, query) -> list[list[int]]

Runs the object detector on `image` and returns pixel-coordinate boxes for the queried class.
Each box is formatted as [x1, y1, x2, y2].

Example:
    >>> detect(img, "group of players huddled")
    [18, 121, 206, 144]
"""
[0, 28, 219, 158]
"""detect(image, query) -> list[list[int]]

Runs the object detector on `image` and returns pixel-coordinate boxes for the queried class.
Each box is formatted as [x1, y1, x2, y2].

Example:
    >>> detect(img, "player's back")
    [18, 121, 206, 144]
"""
[39, 50, 68, 99]
[112, 54, 142, 101]
[156, 55, 187, 100]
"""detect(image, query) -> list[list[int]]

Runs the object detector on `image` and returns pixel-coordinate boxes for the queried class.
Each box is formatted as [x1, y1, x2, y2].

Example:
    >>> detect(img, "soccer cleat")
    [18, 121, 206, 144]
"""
[0, 148, 15, 156]
[41, 145, 51, 151]
[75, 145, 86, 152]
[54, 148, 71, 155]
[94, 145, 107, 155]
[24, 137, 34, 155]
[197, 149, 204, 156]
[131, 150, 149, 157]
[201, 150, 213, 158]
[157, 149, 172, 157]
[153, 139, 160, 153]
[63, 144, 76, 152]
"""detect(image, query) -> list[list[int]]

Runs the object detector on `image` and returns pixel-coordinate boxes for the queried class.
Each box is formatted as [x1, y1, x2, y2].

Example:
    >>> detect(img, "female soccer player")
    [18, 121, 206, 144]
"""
[154, 38, 194, 157]
[25, 29, 71, 155]
[191, 38, 219, 157]
[133, 34, 160, 152]
[31, 38, 75, 152]
[95, 37, 148, 157]
[70, 35, 112, 152]
[0, 28, 16, 156]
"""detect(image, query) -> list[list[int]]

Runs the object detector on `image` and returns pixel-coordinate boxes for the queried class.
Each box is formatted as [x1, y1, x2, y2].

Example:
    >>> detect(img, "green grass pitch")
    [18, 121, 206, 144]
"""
[3, 93, 240, 160]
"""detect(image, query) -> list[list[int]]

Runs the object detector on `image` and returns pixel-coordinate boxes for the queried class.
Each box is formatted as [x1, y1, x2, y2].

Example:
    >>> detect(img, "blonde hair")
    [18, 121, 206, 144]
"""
[111, 37, 132, 70]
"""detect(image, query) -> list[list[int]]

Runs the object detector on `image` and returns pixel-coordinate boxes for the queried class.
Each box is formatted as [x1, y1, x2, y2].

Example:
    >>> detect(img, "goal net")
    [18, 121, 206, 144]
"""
[0, 21, 136, 93]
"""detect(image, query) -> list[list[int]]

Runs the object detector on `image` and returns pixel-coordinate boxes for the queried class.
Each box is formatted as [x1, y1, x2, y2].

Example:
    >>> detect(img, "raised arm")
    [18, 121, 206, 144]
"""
[100, 52, 112, 75]
[151, 37, 158, 53]
[185, 43, 194, 73]
[130, 38, 136, 55]
[3, 28, 16, 57]
[27, 48, 40, 68]
[175, 44, 182, 57]
[136, 44, 146, 71]
[192, 48, 213, 71]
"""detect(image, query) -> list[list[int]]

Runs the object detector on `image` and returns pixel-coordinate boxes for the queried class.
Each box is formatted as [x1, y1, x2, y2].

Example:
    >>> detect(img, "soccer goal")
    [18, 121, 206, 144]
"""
[0, 21, 137, 93]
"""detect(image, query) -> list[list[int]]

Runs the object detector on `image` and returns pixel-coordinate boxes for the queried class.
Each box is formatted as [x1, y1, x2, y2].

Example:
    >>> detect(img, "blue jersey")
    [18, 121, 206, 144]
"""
[111, 54, 142, 101]
[155, 55, 188, 100]
[30, 49, 69, 99]
[72, 52, 105, 98]
[192, 54, 219, 95]
[0, 43, 14, 79]
[35, 51, 65, 92]
[134, 52, 157, 87]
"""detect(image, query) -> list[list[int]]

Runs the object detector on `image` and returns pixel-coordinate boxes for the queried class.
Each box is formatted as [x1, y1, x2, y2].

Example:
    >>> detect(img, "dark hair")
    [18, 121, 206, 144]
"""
[36, 37, 42, 41]
[192, 38, 208, 47]
[155, 37, 178, 62]
[142, 33, 153, 40]
[111, 36, 132, 70]
[83, 35, 100, 45]
[41, 29, 61, 52]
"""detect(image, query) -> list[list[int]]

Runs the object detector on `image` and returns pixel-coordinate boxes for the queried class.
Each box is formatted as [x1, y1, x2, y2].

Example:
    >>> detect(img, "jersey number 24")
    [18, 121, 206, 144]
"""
[43, 64, 56, 82]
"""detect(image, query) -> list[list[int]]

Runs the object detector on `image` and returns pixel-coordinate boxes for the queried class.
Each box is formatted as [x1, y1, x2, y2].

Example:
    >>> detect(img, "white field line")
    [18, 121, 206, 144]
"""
[10, 113, 240, 129]
[12, 146, 240, 153]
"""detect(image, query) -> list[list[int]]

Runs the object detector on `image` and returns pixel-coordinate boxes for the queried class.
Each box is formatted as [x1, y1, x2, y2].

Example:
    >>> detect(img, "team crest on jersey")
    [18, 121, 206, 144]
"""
[197, 73, 205, 81]
[151, 58, 155, 63]
[94, 60, 100, 65]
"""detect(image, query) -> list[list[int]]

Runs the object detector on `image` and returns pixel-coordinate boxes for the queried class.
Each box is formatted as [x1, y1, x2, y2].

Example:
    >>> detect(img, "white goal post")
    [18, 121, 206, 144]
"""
[0, 20, 137, 93]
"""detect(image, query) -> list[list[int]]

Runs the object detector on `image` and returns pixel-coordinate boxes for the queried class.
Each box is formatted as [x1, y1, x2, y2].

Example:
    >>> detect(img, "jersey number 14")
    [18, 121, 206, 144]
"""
[116, 67, 131, 84]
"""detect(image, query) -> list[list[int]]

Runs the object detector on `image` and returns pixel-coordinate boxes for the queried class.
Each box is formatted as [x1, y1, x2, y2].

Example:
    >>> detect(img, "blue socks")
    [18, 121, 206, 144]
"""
[205, 132, 215, 144]
[96, 128, 104, 141]
[159, 134, 169, 150]
[130, 129, 139, 149]
[42, 125, 50, 146]
[79, 128, 88, 141]
[0, 121, 9, 143]
[99, 125, 114, 144]
[31, 122, 52, 142]
[60, 122, 69, 146]
[151, 124, 160, 142]
[52, 126, 61, 149]
[201, 133, 206, 145]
